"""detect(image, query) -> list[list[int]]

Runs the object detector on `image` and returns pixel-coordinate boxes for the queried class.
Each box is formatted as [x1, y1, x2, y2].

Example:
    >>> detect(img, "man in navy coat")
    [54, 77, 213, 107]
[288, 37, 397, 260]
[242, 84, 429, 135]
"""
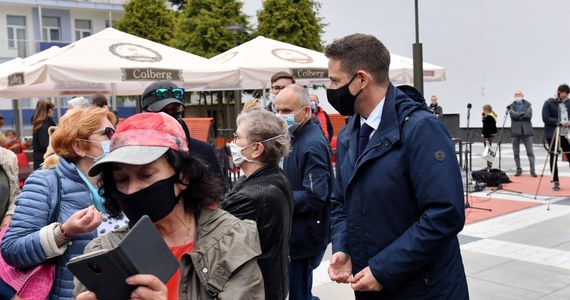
[275, 84, 334, 300]
[325, 33, 468, 299]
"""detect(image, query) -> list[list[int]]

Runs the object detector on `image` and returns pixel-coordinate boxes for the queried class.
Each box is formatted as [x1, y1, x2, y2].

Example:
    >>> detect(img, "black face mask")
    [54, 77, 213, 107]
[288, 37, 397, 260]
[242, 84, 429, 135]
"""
[326, 73, 362, 116]
[111, 175, 183, 226]
[167, 111, 183, 121]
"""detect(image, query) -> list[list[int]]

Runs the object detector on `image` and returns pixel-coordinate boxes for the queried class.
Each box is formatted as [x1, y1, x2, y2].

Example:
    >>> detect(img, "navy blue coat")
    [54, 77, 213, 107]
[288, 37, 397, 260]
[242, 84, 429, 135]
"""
[542, 97, 570, 139]
[283, 120, 334, 260]
[331, 85, 468, 299]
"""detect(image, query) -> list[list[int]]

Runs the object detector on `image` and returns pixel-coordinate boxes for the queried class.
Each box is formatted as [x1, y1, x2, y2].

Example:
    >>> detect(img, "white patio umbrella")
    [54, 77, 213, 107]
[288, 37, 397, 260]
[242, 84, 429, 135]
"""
[0, 28, 239, 98]
[209, 36, 445, 90]
[390, 53, 446, 83]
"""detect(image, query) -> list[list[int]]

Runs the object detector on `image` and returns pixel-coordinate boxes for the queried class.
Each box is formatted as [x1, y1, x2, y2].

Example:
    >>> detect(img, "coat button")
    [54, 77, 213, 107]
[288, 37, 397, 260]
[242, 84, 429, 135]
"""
[202, 267, 208, 273]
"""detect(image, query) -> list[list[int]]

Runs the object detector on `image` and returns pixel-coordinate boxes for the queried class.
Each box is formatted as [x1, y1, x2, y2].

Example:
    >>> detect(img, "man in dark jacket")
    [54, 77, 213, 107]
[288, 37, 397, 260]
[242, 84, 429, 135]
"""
[141, 80, 225, 187]
[275, 84, 334, 300]
[325, 34, 468, 299]
[509, 89, 536, 177]
[542, 84, 570, 191]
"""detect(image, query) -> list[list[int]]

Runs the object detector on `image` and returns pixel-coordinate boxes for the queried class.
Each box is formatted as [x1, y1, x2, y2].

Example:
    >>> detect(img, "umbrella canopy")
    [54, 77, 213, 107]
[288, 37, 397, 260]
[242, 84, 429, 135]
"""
[0, 28, 239, 98]
[390, 53, 446, 83]
[210, 36, 445, 89]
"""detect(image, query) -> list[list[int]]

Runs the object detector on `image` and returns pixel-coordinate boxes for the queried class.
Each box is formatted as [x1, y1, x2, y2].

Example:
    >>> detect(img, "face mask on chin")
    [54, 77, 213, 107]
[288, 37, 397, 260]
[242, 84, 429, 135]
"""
[326, 73, 362, 116]
[111, 175, 184, 226]
[514, 97, 523, 103]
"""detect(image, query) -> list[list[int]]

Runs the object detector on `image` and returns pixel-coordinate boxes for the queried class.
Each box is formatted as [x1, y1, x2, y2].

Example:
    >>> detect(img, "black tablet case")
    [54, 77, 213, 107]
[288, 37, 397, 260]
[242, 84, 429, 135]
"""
[68, 215, 179, 300]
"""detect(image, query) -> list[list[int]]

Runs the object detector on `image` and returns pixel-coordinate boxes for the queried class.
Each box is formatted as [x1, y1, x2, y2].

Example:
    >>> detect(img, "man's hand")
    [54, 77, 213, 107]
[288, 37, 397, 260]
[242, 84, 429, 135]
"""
[350, 266, 383, 292]
[328, 252, 352, 283]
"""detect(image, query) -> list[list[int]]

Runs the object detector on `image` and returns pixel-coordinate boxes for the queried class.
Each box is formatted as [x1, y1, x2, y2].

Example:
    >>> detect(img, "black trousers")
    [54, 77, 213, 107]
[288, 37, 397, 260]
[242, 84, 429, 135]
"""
[547, 136, 570, 182]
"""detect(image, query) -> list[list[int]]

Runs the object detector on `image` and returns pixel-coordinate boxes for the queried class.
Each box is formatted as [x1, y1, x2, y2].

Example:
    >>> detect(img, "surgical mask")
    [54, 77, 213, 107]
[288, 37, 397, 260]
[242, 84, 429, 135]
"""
[229, 142, 256, 167]
[229, 134, 286, 167]
[111, 175, 183, 225]
[78, 139, 111, 161]
[268, 93, 277, 104]
[75, 164, 107, 213]
[310, 101, 317, 110]
[326, 73, 362, 116]
[514, 97, 523, 103]
[278, 109, 306, 134]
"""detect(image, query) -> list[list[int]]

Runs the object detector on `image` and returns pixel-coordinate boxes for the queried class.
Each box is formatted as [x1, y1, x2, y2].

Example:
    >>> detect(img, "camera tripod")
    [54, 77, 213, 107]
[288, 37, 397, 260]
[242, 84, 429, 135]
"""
[464, 103, 492, 211]
[535, 121, 570, 210]
[487, 106, 521, 196]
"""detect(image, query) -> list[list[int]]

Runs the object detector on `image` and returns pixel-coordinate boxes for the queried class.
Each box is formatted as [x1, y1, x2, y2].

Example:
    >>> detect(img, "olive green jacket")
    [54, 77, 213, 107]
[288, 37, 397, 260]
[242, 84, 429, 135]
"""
[73, 208, 265, 299]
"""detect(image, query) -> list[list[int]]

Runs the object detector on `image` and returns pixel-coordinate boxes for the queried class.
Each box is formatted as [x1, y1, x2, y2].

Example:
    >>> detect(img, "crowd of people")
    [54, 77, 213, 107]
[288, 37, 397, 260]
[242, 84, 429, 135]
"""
[1, 32, 569, 300]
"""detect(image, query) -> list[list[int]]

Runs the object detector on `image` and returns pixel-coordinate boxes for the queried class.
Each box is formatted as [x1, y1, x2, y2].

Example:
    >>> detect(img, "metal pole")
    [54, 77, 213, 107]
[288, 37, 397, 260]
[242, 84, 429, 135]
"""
[413, 0, 424, 95]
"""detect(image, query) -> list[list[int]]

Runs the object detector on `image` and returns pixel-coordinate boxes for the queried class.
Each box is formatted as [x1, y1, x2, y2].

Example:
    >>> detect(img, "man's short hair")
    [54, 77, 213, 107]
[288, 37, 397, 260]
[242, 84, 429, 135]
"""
[271, 71, 295, 84]
[558, 84, 570, 95]
[324, 33, 390, 85]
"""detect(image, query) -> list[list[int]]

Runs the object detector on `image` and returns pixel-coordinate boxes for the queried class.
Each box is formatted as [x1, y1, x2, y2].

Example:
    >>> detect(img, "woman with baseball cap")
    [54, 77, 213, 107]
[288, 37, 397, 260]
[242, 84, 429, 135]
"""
[75, 112, 264, 300]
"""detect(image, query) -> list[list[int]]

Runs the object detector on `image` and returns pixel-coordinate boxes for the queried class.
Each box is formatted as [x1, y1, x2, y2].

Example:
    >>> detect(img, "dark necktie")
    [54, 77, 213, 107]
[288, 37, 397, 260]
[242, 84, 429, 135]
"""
[358, 123, 374, 156]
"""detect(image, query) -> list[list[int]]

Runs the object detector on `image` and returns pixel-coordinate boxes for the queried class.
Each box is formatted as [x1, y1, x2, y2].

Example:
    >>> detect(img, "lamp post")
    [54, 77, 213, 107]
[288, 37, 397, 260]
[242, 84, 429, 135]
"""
[412, 0, 424, 95]
[225, 24, 245, 124]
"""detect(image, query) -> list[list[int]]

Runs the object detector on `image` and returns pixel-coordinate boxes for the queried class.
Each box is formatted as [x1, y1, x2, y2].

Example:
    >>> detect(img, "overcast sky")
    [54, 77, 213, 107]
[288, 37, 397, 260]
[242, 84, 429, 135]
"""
[240, 0, 570, 127]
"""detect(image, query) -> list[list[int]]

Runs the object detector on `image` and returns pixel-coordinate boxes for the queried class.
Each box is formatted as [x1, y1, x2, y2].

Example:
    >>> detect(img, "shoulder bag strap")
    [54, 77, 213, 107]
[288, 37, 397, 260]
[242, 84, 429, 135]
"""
[48, 169, 62, 224]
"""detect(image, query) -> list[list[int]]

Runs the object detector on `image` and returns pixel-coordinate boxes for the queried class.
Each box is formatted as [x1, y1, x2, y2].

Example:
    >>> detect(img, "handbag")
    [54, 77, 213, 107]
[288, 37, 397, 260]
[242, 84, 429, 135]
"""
[482, 144, 496, 163]
[0, 169, 62, 299]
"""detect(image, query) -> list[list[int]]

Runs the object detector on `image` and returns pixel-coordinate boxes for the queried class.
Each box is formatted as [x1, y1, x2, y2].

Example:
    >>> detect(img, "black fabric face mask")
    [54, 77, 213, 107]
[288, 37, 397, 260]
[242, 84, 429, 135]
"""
[326, 73, 362, 116]
[112, 175, 183, 226]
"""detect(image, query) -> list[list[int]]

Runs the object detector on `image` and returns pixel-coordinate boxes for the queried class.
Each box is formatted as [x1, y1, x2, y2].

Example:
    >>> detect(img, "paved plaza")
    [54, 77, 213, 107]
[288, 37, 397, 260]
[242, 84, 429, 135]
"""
[312, 141, 570, 299]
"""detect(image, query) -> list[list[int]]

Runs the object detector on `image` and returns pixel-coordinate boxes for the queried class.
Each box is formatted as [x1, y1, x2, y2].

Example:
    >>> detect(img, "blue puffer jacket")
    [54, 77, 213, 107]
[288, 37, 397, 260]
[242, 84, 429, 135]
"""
[331, 84, 468, 299]
[1, 157, 96, 300]
[283, 120, 334, 260]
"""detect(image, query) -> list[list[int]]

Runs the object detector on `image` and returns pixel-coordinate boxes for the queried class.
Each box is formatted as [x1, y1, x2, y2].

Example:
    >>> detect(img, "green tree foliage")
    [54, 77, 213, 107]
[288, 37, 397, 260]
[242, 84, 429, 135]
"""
[114, 0, 176, 45]
[171, 0, 250, 58]
[256, 0, 325, 51]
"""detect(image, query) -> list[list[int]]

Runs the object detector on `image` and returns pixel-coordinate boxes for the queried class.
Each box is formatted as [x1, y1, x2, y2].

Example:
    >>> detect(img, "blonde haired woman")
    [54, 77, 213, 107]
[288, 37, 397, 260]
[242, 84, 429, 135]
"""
[482, 104, 497, 168]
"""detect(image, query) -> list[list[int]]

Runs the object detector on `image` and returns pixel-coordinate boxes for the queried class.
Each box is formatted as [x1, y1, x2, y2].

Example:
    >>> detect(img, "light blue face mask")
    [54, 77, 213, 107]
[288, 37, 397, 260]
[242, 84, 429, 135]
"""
[279, 109, 306, 134]
[74, 164, 107, 213]
[78, 139, 111, 162]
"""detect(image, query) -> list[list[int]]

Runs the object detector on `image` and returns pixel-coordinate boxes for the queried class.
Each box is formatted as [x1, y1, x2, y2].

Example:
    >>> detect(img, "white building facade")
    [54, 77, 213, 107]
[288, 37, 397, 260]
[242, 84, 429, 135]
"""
[0, 0, 125, 63]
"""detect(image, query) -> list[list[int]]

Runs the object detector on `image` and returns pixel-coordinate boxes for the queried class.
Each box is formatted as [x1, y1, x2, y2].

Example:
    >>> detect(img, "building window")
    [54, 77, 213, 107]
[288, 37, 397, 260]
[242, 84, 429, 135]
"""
[42, 16, 61, 42]
[75, 19, 91, 40]
[7, 15, 27, 57]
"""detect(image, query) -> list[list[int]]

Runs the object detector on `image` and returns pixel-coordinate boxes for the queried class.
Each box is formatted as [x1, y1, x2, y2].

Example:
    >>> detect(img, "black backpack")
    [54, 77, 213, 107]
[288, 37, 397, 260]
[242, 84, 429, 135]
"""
[472, 168, 511, 187]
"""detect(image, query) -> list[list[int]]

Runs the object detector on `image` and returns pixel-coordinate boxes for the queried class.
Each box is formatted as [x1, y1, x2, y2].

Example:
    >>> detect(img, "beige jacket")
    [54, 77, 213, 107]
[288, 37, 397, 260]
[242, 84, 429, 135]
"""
[0, 147, 20, 217]
[74, 208, 265, 299]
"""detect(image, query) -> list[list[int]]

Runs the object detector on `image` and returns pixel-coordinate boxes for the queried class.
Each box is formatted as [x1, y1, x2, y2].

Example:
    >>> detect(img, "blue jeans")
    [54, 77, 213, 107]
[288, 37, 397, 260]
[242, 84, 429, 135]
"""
[288, 249, 326, 300]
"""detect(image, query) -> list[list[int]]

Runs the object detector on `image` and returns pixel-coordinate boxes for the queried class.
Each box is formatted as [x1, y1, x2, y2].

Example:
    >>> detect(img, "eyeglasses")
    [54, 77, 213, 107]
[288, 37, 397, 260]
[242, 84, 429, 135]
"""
[92, 127, 115, 139]
[143, 88, 185, 101]
[271, 85, 287, 92]
[233, 132, 248, 143]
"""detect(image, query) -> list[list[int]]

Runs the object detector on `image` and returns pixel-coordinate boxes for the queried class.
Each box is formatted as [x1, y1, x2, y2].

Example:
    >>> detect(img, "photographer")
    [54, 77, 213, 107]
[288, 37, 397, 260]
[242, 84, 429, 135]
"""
[542, 84, 570, 191]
